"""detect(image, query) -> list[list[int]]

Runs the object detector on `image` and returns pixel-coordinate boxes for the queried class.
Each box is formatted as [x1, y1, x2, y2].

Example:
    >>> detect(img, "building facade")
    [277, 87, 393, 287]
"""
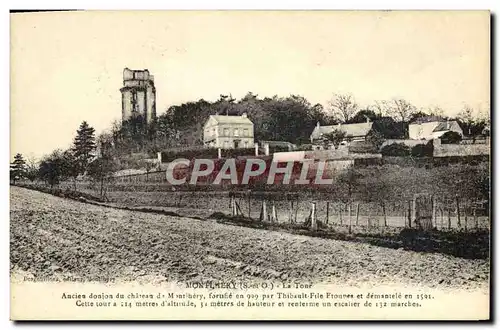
[203, 114, 254, 149]
[409, 120, 463, 140]
[310, 121, 374, 149]
[120, 68, 156, 125]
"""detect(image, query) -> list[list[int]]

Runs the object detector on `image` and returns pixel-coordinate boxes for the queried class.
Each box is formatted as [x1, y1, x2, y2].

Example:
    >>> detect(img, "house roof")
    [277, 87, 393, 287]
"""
[207, 115, 253, 125]
[432, 121, 460, 132]
[311, 122, 373, 140]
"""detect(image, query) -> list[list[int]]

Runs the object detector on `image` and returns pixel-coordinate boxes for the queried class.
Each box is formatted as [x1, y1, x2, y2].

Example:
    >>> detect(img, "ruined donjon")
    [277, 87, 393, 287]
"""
[120, 68, 156, 124]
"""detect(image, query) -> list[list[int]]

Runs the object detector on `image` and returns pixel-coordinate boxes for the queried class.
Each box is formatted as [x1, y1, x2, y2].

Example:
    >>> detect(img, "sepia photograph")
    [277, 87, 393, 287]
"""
[9, 9, 491, 321]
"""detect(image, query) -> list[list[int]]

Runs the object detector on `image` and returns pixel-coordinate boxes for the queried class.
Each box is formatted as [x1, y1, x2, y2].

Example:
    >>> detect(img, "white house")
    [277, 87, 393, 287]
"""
[203, 113, 254, 149]
[409, 120, 463, 140]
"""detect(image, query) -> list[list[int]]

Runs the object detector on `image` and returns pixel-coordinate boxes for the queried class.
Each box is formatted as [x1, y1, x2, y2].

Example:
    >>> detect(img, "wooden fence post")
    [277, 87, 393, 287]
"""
[271, 202, 278, 223]
[412, 198, 416, 228]
[289, 200, 294, 223]
[464, 201, 468, 232]
[231, 196, 237, 216]
[382, 202, 387, 227]
[356, 203, 360, 226]
[248, 192, 251, 220]
[326, 202, 330, 225]
[259, 200, 267, 222]
[339, 204, 343, 225]
[448, 208, 451, 230]
[294, 200, 299, 223]
[456, 197, 461, 229]
[432, 196, 436, 229]
[348, 202, 352, 234]
[310, 202, 317, 231]
[407, 200, 412, 228]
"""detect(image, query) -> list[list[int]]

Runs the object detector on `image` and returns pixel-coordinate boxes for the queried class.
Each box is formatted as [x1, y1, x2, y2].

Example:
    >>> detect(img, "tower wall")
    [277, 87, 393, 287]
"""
[120, 68, 157, 125]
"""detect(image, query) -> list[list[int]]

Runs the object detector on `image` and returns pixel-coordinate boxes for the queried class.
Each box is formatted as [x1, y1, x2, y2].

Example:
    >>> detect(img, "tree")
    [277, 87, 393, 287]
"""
[62, 149, 80, 190]
[387, 99, 416, 122]
[386, 99, 416, 137]
[409, 111, 429, 123]
[38, 150, 71, 188]
[322, 129, 346, 149]
[348, 108, 380, 124]
[72, 121, 96, 175]
[427, 105, 444, 117]
[24, 156, 39, 182]
[371, 116, 405, 139]
[327, 93, 358, 123]
[440, 131, 462, 144]
[457, 104, 487, 139]
[372, 100, 388, 117]
[87, 138, 117, 200]
[10, 153, 26, 184]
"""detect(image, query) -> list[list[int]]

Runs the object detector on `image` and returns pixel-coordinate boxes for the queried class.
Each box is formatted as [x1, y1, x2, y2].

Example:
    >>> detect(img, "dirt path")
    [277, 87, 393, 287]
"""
[10, 186, 489, 289]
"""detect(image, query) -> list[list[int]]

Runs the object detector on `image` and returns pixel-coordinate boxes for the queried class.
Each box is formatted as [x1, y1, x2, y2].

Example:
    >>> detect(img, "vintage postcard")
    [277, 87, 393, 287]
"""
[10, 10, 491, 320]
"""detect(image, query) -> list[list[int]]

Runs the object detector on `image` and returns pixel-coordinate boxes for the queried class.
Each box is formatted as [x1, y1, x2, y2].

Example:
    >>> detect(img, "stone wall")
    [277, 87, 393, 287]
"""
[433, 138, 490, 157]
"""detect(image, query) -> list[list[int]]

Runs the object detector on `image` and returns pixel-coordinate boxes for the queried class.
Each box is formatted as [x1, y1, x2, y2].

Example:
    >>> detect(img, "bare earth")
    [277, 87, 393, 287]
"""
[10, 187, 489, 290]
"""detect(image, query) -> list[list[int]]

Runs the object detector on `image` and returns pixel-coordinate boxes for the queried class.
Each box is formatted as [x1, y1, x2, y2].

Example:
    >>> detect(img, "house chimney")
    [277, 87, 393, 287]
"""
[365, 115, 370, 123]
[446, 120, 450, 130]
[317, 121, 320, 129]
[242, 112, 247, 118]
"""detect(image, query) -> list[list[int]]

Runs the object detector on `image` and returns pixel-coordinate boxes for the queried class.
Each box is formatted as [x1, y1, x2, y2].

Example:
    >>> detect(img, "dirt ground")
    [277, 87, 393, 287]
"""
[10, 186, 489, 290]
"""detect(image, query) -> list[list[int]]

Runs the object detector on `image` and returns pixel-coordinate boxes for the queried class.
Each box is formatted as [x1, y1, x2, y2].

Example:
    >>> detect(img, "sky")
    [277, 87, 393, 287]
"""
[10, 10, 490, 160]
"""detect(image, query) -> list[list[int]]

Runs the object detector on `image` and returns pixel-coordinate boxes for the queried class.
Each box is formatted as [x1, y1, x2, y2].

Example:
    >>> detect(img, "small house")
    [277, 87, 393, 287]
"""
[310, 120, 373, 150]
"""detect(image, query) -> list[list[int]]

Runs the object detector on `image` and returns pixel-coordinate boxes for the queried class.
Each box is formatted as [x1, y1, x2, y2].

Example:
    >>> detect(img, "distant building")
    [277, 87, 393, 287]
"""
[203, 113, 254, 149]
[409, 120, 463, 140]
[310, 120, 373, 149]
[120, 68, 156, 125]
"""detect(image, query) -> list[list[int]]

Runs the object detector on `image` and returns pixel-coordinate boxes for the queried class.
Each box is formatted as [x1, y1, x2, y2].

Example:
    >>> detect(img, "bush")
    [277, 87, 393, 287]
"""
[411, 141, 434, 157]
[296, 144, 313, 151]
[381, 143, 410, 157]
[440, 131, 462, 144]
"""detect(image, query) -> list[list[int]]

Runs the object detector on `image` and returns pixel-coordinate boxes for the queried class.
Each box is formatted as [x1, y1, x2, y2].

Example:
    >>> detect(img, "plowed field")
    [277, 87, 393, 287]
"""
[10, 187, 489, 289]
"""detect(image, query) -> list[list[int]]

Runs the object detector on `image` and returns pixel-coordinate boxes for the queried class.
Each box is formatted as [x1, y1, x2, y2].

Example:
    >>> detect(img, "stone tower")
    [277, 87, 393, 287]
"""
[120, 68, 156, 124]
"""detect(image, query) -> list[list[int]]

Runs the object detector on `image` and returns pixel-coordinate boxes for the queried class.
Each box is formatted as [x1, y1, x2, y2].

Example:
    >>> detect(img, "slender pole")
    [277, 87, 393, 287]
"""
[348, 202, 352, 233]
[464, 201, 468, 232]
[432, 196, 436, 229]
[408, 200, 412, 228]
[326, 201, 330, 225]
[259, 200, 267, 222]
[356, 203, 360, 226]
[248, 192, 251, 219]
[311, 202, 317, 231]
[382, 202, 387, 227]
[339, 203, 343, 225]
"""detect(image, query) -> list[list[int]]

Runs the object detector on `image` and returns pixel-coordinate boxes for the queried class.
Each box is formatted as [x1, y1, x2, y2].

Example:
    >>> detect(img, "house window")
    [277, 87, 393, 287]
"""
[223, 141, 229, 149]
[212, 128, 215, 135]
[234, 128, 239, 136]
[243, 129, 249, 137]
[244, 141, 248, 148]
[223, 128, 229, 136]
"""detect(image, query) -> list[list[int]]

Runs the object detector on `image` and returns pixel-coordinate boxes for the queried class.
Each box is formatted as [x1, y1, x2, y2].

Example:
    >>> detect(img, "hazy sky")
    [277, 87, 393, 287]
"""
[10, 10, 490, 159]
